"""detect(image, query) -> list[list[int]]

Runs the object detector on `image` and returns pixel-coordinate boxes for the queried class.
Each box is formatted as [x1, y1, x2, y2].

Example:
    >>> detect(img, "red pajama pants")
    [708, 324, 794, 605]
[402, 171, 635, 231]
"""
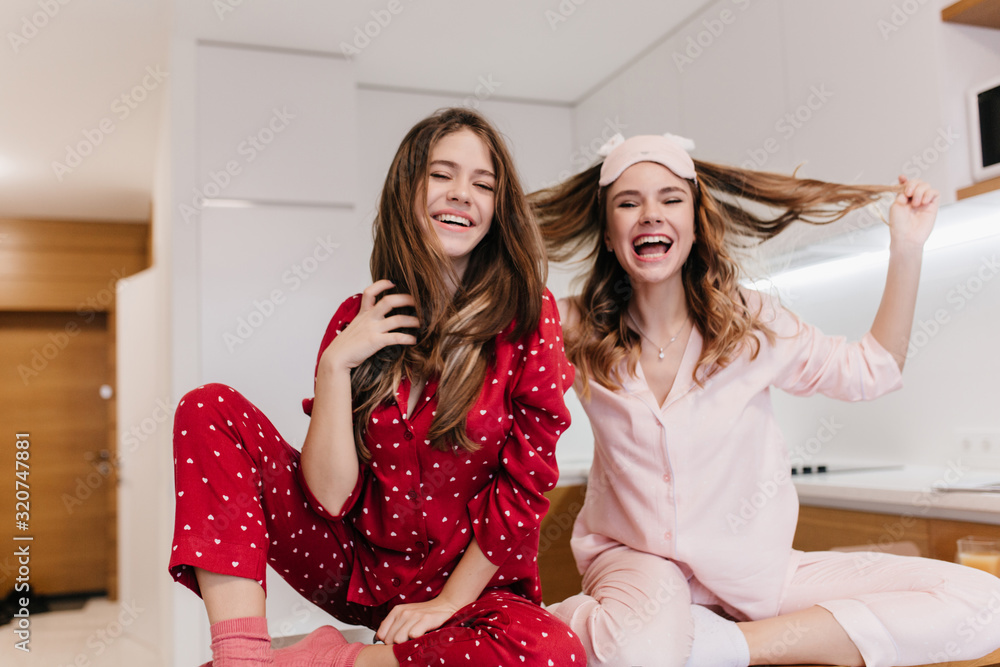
[169, 383, 585, 666]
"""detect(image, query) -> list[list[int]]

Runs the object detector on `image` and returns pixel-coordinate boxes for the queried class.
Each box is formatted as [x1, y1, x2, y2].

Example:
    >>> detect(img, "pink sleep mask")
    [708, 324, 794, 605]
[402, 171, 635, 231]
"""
[597, 133, 697, 187]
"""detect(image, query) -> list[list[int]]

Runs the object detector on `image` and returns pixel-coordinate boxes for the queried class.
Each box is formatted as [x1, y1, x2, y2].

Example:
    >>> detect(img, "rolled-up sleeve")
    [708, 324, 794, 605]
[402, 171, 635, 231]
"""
[771, 305, 903, 401]
[298, 294, 364, 519]
[467, 293, 575, 565]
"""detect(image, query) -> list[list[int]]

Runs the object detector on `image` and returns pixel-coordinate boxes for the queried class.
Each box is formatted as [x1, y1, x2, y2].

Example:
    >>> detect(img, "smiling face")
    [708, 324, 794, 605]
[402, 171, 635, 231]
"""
[604, 161, 696, 288]
[423, 128, 496, 279]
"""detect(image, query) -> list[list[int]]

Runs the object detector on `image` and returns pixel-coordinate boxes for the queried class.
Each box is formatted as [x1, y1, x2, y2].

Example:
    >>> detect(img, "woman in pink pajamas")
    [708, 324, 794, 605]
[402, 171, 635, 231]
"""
[169, 108, 585, 667]
[531, 133, 1000, 667]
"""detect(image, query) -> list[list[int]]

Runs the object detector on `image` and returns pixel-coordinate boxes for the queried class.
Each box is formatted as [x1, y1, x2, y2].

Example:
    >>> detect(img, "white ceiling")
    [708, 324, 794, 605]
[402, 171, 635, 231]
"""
[0, 0, 708, 222]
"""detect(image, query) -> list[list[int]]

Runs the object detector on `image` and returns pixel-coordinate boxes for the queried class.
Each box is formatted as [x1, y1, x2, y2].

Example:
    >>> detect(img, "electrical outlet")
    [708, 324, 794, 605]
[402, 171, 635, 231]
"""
[956, 430, 1000, 470]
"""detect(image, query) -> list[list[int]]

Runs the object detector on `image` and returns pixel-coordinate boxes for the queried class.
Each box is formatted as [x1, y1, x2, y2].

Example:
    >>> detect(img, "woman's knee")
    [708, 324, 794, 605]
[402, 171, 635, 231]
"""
[594, 591, 692, 666]
[584, 547, 690, 611]
[176, 383, 243, 415]
[533, 615, 587, 666]
[573, 548, 692, 666]
[173, 383, 252, 460]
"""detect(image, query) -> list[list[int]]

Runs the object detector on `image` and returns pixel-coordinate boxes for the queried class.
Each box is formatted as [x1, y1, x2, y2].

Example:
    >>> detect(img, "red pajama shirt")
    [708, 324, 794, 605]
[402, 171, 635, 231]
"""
[169, 290, 586, 665]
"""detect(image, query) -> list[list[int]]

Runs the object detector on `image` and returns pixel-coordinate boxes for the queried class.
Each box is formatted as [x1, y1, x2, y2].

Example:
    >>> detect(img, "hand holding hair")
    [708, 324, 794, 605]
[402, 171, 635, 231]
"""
[318, 279, 420, 372]
[888, 175, 939, 250]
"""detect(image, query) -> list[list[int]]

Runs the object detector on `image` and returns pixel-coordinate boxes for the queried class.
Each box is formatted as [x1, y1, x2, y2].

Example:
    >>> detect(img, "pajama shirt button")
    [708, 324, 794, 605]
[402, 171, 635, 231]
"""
[404, 430, 413, 440]
[415, 541, 424, 550]
[392, 577, 401, 586]
[406, 489, 418, 500]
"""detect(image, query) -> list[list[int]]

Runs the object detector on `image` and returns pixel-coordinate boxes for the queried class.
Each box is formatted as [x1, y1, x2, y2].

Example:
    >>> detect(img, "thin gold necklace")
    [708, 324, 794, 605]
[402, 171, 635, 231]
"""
[627, 309, 688, 360]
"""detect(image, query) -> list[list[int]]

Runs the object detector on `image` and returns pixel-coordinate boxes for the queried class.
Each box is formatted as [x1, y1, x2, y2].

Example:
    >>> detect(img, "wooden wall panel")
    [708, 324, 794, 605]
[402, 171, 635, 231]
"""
[0, 217, 149, 599]
[538, 484, 587, 605]
[0, 218, 149, 311]
[794, 506, 931, 556]
[928, 519, 1000, 564]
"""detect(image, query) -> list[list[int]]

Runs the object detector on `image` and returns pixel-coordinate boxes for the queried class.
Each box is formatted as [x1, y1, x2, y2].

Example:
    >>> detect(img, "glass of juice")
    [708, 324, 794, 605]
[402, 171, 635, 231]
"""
[956, 537, 1000, 576]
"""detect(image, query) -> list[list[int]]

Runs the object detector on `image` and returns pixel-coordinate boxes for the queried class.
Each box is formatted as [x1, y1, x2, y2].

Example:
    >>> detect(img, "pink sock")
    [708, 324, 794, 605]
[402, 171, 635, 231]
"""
[201, 619, 366, 667]
[273, 626, 365, 667]
[206, 617, 275, 667]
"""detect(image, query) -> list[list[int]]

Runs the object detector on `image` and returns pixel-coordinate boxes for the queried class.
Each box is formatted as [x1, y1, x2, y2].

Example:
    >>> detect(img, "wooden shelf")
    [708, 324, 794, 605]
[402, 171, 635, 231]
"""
[942, 0, 1000, 28]
[958, 174, 1000, 199]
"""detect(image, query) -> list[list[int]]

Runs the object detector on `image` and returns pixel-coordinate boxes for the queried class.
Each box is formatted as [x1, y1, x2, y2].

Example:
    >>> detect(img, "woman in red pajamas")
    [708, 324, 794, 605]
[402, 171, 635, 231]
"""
[169, 108, 586, 667]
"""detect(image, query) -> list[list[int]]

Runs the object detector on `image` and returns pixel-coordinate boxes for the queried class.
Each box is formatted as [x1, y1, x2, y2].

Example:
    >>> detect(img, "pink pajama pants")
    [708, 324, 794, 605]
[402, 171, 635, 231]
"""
[169, 383, 585, 666]
[551, 543, 1000, 667]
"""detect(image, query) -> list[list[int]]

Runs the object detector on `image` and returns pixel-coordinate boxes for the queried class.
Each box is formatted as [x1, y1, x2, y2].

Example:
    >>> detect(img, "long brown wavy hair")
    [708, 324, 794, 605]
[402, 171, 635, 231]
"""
[530, 158, 895, 397]
[351, 108, 546, 460]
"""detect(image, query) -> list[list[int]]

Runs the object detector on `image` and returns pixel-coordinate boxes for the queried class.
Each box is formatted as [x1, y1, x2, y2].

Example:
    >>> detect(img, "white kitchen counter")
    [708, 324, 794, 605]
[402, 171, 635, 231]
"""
[556, 461, 1000, 526]
[793, 464, 1000, 525]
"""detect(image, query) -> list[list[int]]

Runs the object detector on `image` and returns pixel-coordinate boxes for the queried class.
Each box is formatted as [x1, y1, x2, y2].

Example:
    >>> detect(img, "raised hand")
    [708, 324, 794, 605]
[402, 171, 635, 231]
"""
[888, 175, 939, 250]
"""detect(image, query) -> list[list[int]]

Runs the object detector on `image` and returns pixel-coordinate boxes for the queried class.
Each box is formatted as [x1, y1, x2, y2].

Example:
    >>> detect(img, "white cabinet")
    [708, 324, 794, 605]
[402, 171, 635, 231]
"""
[198, 205, 369, 447]
[196, 44, 357, 205]
[781, 0, 950, 190]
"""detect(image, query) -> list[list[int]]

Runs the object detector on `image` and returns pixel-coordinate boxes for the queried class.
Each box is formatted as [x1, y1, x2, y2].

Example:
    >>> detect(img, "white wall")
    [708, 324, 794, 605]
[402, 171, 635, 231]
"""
[116, 269, 169, 663]
[569, 0, 1000, 471]
[114, 75, 174, 667]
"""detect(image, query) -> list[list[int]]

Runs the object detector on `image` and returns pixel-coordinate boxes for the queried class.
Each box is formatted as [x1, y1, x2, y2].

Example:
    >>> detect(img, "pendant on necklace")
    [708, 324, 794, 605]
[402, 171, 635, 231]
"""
[657, 348, 665, 360]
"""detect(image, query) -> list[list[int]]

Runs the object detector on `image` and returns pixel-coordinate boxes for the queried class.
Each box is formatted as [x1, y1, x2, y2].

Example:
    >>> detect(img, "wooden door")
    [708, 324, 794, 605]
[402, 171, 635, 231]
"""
[0, 311, 115, 597]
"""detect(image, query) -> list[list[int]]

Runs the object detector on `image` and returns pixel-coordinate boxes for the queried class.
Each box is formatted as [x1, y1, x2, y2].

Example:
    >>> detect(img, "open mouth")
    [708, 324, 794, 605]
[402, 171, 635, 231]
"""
[632, 234, 673, 258]
[434, 213, 473, 228]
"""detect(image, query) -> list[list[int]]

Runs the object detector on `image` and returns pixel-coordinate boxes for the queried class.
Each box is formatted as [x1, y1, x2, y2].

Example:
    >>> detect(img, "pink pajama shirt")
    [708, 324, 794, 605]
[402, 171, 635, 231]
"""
[555, 290, 1000, 666]
[169, 290, 586, 666]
